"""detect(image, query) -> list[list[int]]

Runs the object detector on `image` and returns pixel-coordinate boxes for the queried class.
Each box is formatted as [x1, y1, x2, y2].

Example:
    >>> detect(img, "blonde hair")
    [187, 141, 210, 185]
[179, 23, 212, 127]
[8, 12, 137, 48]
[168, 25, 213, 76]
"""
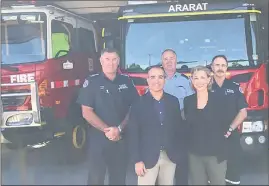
[190, 65, 213, 90]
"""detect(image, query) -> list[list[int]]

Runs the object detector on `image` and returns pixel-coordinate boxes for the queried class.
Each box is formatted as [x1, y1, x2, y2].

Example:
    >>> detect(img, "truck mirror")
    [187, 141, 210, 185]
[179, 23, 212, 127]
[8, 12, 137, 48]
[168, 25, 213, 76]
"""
[104, 39, 115, 48]
[55, 50, 69, 58]
[102, 27, 112, 38]
[101, 26, 119, 49]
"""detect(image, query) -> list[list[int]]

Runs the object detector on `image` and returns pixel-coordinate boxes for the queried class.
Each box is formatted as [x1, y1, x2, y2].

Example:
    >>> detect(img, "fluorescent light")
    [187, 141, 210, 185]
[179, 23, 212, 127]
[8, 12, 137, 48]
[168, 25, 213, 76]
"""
[128, 1, 157, 5]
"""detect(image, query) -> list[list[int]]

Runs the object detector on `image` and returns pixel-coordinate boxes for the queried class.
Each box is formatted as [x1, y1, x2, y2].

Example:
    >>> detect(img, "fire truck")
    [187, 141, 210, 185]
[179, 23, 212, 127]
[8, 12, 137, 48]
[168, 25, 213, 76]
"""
[0, 1, 101, 155]
[101, 1, 268, 153]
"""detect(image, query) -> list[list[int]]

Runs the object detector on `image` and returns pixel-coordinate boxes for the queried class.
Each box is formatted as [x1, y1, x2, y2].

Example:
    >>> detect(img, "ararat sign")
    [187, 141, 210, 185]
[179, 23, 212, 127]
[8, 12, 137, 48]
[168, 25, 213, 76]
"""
[168, 3, 208, 12]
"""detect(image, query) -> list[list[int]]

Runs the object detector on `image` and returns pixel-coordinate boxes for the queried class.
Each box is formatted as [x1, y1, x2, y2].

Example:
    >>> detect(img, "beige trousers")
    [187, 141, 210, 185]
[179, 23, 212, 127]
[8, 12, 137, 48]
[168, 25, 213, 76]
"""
[138, 151, 176, 185]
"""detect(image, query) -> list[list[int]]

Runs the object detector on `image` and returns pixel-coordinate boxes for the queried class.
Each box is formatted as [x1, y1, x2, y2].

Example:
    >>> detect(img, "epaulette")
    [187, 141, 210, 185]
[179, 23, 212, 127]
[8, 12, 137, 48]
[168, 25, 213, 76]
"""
[90, 73, 99, 77]
[120, 74, 132, 80]
[120, 74, 130, 77]
[85, 73, 99, 82]
[86, 73, 99, 80]
[181, 73, 189, 80]
[82, 74, 99, 88]
[232, 81, 239, 86]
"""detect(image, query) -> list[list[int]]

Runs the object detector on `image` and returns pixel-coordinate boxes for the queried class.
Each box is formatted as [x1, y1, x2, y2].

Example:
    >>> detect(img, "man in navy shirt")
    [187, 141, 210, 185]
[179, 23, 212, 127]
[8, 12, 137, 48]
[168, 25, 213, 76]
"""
[211, 55, 248, 185]
[77, 48, 139, 185]
[128, 66, 186, 185]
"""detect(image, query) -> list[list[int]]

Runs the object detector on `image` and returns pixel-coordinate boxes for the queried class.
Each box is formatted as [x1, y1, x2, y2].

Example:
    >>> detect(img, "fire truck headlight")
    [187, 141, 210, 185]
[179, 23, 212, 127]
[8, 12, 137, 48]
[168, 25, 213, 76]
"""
[245, 136, 253, 145]
[6, 114, 33, 126]
[242, 121, 264, 133]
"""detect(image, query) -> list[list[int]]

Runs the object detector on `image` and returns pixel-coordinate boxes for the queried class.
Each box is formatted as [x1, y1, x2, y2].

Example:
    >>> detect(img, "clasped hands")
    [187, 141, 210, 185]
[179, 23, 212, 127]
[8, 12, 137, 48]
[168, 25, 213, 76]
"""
[224, 126, 235, 138]
[224, 130, 232, 138]
[104, 126, 121, 141]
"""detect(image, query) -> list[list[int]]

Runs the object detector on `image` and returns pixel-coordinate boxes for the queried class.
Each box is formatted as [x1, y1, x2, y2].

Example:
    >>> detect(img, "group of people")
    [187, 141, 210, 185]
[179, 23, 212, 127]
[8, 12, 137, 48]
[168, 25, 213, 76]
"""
[77, 48, 248, 185]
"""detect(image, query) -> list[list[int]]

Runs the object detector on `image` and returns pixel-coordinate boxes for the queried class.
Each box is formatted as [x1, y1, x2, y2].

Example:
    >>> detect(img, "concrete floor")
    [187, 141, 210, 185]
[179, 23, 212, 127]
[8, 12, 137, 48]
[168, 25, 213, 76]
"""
[1, 141, 268, 185]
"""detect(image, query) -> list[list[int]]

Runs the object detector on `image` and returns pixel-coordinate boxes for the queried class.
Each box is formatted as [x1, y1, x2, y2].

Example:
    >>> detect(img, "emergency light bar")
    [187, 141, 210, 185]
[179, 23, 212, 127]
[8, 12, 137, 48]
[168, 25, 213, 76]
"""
[2, 0, 36, 8]
[2, 14, 42, 23]
[17, 0, 36, 4]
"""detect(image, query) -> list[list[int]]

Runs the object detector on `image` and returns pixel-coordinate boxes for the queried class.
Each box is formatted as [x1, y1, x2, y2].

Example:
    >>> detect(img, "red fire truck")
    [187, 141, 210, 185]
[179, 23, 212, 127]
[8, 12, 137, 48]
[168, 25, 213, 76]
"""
[0, 1, 101, 154]
[101, 1, 268, 153]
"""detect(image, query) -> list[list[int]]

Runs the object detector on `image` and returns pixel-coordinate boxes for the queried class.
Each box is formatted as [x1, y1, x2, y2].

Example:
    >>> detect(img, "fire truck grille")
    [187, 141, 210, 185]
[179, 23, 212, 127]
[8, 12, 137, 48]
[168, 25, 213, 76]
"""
[2, 96, 27, 107]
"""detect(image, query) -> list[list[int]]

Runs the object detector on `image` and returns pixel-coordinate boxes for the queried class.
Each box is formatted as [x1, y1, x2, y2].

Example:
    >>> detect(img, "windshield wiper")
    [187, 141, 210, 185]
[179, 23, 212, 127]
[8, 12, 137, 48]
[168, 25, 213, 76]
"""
[145, 61, 199, 70]
[1, 63, 19, 72]
[227, 59, 249, 63]
[154, 61, 199, 66]
[177, 61, 199, 64]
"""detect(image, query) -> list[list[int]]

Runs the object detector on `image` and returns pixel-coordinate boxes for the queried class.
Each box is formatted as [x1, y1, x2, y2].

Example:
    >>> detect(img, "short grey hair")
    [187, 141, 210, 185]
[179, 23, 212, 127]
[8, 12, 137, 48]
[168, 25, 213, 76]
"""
[100, 48, 119, 57]
[161, 48, 177, 57]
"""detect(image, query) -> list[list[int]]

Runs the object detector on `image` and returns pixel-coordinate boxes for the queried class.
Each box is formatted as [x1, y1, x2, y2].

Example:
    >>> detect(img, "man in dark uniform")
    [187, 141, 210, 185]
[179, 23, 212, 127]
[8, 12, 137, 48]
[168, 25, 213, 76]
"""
[77, 48, 139, 185]
[211, 55, 248, 185]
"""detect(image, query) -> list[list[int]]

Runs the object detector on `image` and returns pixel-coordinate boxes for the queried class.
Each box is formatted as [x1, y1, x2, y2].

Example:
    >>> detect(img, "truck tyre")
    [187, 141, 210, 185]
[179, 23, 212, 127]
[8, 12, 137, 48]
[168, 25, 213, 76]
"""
[72, 124, 86, 149]
[57, 96, 88, 164]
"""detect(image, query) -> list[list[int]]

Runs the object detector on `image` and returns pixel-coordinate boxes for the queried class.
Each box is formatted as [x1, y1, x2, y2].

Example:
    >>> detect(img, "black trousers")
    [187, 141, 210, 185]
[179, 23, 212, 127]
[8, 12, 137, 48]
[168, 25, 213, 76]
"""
[175, 155, 189, 185]
[225, 133, 241, 185]
[175, 120, 189, 185]
[87, 139, 127, 185]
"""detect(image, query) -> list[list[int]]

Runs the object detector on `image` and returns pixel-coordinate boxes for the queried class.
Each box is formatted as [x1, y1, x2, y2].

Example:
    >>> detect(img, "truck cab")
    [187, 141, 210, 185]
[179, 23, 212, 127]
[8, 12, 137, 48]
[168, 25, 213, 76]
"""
[102, 1, 268, 153]
[1, 1, 100, 154]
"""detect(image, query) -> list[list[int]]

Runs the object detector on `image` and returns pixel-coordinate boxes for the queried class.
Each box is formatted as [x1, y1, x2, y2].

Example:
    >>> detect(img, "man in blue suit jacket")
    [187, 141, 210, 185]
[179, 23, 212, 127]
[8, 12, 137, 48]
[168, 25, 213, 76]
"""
[127, 66, 187, 185]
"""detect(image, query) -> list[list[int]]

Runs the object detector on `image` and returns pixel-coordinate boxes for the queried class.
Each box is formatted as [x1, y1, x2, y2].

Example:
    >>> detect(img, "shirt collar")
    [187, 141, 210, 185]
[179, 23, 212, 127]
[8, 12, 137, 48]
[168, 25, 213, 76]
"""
[212, 77, 228, 89]
[101, 72, 120, 83]
[146, 91, 165, 102]
[166, 72, 179, 80]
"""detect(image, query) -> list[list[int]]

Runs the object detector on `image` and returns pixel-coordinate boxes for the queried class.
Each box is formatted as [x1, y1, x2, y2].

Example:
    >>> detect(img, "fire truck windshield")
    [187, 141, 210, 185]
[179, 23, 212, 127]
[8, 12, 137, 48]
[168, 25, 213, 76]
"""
[125, 13, 259, 72]
[1, 13, 46, 65]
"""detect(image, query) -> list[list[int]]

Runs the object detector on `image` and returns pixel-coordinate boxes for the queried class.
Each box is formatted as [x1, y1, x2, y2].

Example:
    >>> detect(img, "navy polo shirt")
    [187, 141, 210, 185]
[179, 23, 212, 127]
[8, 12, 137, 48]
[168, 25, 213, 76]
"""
[76, 72, 139, 147]
[211, 78, 248, 136]
[212, 78, 248, 116]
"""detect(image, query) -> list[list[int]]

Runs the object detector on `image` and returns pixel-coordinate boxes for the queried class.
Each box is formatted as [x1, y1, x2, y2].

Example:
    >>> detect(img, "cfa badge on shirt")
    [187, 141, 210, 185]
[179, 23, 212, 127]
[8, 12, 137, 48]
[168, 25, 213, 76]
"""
[226, 89, 234, 94]
[119, 84, 128, 90]
[83, 80, 89, 88]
